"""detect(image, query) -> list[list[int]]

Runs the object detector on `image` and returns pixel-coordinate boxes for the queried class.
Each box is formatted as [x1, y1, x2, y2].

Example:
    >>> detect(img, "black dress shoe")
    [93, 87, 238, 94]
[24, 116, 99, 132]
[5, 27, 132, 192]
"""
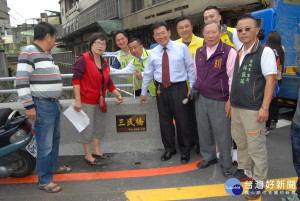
[180, 154, 190, 164]
[197, 158, 218, 169]
[161, 150, 177, 161]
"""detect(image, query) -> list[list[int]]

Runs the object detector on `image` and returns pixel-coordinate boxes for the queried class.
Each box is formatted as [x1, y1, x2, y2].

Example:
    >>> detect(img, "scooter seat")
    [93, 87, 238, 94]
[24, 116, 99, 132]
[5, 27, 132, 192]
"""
[0, 108, 13, 127]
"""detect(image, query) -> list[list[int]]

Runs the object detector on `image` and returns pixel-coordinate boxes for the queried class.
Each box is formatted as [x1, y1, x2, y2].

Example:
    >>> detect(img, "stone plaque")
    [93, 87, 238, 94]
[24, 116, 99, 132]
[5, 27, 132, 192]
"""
[116, 114, 146, 132]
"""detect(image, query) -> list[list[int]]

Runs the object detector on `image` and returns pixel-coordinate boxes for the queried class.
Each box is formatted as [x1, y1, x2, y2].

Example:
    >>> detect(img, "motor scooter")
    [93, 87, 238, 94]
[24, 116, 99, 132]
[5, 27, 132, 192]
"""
[0, 108, 36, 178]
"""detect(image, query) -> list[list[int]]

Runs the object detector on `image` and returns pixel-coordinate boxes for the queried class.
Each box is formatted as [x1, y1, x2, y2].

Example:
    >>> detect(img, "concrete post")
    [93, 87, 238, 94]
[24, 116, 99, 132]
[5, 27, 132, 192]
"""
[0, 50, 9, 101]
[0, 50, 9, 78]
[26, 36, 30, 45]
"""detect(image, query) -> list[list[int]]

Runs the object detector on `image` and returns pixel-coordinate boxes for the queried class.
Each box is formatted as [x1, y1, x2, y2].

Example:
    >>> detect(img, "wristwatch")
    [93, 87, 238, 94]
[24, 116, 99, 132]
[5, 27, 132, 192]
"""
[261, 106, 269, 110]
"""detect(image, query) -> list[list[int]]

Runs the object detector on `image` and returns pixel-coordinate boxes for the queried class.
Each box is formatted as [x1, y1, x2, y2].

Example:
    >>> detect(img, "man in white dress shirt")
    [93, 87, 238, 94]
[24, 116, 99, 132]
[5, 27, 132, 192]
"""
[140, 21, 195, 164]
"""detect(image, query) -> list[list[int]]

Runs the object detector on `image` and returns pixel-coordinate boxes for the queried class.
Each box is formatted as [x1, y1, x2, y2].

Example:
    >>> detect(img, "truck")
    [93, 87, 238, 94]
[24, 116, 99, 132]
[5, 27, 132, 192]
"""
[251, 0, 300, 106]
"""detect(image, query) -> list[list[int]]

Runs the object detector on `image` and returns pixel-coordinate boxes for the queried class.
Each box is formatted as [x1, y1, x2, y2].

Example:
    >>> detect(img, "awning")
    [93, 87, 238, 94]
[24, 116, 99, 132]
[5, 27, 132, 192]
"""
[97, 20, 122, 34]
[20, 30, 34, 36]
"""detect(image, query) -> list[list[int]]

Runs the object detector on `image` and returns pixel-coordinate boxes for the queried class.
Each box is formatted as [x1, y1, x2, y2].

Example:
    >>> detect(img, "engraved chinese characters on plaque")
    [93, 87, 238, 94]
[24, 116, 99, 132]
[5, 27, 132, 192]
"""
[116, 114, 146, 132]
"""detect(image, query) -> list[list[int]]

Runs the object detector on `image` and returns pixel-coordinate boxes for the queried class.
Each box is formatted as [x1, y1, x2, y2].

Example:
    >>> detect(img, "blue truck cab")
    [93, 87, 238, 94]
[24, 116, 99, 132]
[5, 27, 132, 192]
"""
[251, 0, 300, 104]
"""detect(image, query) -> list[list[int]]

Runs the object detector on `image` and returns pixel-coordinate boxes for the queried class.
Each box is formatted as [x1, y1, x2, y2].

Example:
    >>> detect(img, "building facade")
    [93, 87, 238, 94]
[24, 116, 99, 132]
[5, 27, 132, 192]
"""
[59, 0, 265, 55]
[10, 12, 62, 53]
[0, 0, 12, 49]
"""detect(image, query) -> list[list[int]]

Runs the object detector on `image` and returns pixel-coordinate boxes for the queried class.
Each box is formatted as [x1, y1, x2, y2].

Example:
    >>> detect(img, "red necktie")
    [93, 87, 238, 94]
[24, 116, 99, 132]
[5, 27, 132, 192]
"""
[162, 47, 170, 88]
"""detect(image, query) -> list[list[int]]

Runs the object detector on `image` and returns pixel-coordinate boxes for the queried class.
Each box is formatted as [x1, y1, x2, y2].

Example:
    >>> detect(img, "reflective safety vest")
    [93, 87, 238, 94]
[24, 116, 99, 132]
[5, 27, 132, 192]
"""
[116, 50, 133, 68]
[176, 33, 204, 88]
[221, 25, 235, 49]
[176, 34, 204, 59]
[116, 50, 135, 89]
[132, 49, 156, 96]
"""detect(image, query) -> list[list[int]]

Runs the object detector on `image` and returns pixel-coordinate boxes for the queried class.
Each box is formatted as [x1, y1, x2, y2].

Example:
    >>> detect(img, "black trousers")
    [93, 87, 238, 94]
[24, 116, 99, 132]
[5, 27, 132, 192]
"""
[266, 80, 281, 127]
[266, 97, 279, 127]
[188, 99, 199, 148]
[155, 81, 191, 155]
[135, 89, 142, 96]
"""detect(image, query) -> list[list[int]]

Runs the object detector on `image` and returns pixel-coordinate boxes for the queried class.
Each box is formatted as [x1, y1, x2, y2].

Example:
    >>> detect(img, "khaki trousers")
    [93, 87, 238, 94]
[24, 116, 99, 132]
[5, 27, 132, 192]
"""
[231, 106, 268, 183]
[78, 103, 106, 144]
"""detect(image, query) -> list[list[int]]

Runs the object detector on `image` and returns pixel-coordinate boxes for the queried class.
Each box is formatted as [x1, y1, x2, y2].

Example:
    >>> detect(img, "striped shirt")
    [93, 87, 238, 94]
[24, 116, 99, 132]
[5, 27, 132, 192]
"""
[16, 43, 62, 109]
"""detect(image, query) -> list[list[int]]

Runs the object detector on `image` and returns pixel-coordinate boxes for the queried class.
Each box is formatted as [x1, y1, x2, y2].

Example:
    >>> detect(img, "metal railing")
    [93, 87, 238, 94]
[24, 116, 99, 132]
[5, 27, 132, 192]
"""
[3, 52, 134, 99]
[0, 72, 136, 98]
[51, 52, 116, 66]
[51, 51, 74, 64]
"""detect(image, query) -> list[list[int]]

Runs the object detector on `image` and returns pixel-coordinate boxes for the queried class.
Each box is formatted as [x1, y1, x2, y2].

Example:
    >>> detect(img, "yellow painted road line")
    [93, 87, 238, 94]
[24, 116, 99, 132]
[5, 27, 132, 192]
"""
[125, 177, 297, 201]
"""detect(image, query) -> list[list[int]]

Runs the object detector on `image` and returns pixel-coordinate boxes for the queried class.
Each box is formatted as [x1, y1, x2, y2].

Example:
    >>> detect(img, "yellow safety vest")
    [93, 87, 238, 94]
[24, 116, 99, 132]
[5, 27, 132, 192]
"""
[176, 34, 204, 59]
[176, 34, 203, 88]
[116, 50, 135, 88]
[116, 50, 133, 68]
[221, 25, 235, 49]
[132, 49, 156, 96]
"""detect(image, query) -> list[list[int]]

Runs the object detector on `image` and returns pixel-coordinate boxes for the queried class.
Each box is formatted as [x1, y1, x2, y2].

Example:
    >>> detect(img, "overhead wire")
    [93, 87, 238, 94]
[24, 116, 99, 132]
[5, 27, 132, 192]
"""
[9, 14, 22, 24]
[7, 3, 26, 20]
[4, 0, 26, 25]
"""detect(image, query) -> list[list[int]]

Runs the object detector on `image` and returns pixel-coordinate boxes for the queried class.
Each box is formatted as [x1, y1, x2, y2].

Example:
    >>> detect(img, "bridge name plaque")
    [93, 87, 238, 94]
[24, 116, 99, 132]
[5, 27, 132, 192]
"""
[116, 114, 146, 132]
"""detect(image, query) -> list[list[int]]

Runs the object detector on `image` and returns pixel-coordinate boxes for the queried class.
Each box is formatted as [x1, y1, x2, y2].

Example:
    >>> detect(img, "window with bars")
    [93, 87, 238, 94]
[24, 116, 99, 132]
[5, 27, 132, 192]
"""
[152, 0, 168, 5]
[132, 0, 143, 13]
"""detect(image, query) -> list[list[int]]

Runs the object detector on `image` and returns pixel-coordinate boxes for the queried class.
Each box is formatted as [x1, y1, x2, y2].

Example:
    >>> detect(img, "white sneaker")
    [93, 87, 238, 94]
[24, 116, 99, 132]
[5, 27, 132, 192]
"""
[232, 149, 237, 162]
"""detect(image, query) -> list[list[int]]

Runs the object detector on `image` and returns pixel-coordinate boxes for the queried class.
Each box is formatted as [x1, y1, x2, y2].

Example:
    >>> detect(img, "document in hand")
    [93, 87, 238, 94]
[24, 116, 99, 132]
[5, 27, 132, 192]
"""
[63, 105, 90, 132]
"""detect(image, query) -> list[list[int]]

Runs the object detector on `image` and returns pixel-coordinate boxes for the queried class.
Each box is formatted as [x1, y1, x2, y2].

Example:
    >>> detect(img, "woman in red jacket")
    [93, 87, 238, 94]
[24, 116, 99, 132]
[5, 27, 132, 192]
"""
[73, 32, 123, 166]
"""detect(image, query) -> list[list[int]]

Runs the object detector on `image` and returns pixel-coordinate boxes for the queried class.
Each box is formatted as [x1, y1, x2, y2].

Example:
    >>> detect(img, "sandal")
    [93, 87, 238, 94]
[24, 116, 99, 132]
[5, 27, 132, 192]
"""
[53, 166, 72, 174]
[84, 158, 107, 166]
[92, 153, 109, 160]
[37, 182, 62, 193]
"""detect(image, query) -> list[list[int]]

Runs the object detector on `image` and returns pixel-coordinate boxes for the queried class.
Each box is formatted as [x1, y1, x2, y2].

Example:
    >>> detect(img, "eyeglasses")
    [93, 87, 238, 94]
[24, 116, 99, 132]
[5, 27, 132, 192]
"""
[154, 31, 167, 37]
[237, 27, 253, 33]
[93, 41, 106, 46]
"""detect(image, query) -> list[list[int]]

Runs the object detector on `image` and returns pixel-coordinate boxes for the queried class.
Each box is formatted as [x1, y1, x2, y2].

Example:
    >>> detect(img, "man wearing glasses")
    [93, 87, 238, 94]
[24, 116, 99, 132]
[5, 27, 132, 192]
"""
[230, 15, 277, 200]
[141, 21, 195, 164]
